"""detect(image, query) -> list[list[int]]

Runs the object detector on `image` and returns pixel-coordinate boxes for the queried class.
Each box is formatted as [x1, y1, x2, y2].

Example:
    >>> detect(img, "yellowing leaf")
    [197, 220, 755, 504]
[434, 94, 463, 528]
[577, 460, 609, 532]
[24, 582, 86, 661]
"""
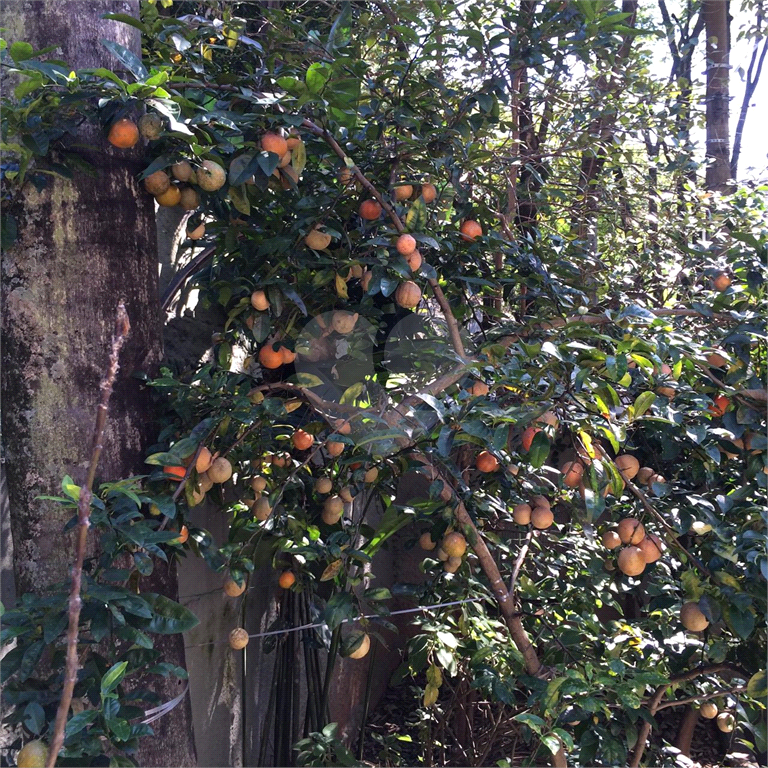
[335, 272, 348, 299]
[579, 431, 595, 458]
[423, 683, 439, 707]
[320, 559, 343, 581]
[291, 139, 306, 175]
[284, 398, 303, 413]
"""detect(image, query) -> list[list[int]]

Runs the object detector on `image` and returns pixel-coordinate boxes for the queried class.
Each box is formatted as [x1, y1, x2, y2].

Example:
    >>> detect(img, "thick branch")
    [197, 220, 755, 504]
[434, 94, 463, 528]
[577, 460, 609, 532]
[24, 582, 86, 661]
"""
[630, 663, 748, 766]
[47, 303, 131, 768]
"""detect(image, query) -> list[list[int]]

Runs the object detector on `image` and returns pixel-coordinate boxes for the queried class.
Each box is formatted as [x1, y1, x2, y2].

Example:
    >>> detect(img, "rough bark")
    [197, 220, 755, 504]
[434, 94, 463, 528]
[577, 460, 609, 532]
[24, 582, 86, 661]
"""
[703, 0, 732, 191]
[0, 3, 196, 765]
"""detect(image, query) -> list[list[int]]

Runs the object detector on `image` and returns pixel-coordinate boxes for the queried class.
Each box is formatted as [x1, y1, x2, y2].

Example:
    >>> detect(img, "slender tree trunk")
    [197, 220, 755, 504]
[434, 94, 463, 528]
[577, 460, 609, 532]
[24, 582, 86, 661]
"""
[674, 705, 699, 756]
[571, 0, 639, 258]
[703, 0, 732, 191]
[0, 3, 196, 765]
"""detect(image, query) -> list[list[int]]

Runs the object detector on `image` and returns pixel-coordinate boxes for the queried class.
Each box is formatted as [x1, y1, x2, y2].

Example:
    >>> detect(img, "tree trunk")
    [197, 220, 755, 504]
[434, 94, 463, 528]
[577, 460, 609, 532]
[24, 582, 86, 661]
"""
[703, 0, 732, 191]
[674, 705, 699, 756]
[571, 0, 639, 258]
[0, 3, 196, 765]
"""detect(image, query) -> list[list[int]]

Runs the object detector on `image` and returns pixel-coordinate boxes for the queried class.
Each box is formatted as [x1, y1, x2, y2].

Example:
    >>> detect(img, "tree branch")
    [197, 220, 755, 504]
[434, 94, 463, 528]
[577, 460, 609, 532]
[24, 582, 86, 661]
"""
[630, 663, 748, 766]
[47, 302, 131, 768]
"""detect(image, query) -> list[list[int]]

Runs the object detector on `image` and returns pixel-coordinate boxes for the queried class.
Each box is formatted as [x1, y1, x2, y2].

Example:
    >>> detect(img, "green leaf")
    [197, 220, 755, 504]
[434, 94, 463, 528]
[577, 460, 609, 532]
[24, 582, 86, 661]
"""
[9, 41, 33, 63]
[340, 382, 364, 404]
[747, 670, 767, 700]
[528, 430, 550, 468]
[323, 591, 355, 630]
[405, 197, 428, 231]
[101, 661, 129, 695]
[633, 391, 656, 418]
[228, 184, 251, 215]
[514, 712, 546, 732]
[145, 451, 183, 467]
[139, 593, 199, 634]
[23, 702, 45, 734]
[101, 13, 147, 33]
[100, 39, 148, 81]
[291, 372, 324, 388]
[65, 708, 98, 737]
[306, 62, 331, 94]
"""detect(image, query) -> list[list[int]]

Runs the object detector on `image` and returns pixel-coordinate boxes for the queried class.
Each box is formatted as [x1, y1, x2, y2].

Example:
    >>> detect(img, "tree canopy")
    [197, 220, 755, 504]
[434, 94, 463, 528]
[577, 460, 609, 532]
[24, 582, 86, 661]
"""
[1, 1, 766, 766]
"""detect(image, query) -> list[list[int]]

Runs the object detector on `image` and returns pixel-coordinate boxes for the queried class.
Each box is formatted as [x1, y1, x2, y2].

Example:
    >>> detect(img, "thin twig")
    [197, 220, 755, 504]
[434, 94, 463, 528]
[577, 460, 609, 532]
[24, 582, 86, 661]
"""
[47, 302, 131, 768]
[654, 685, 748, 711]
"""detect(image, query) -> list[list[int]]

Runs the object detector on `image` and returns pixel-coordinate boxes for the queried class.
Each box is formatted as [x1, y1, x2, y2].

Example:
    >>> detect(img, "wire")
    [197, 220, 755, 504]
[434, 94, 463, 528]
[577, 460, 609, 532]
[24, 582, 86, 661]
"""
[184, 596, 485, 649]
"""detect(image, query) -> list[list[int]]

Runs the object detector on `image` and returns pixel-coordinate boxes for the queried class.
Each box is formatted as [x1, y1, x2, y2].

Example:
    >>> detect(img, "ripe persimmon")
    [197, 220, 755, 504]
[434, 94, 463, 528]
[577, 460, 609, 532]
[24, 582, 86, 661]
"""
[259, 345, 283, 369]
[476, 451, 499, 472]
[292, 429, 314, 451]
[521, 426, 541, 452]
[261, 132, 288, 156]
[359, 199, 382, 220]
[421, 183, 437, 203]
[460, 220, 482, 241]
[108, 118, 140, 148]
[396, 234, 417, 255]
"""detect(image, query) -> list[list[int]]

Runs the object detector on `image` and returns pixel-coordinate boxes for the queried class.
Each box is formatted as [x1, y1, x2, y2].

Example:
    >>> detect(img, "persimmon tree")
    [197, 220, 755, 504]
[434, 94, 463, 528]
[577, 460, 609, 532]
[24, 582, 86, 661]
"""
[1, 1, 766, 767]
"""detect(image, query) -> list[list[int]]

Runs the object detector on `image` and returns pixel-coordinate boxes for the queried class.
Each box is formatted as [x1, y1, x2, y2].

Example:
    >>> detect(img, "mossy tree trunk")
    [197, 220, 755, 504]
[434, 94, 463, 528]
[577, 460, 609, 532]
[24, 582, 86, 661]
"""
[0, 2, 196, 765]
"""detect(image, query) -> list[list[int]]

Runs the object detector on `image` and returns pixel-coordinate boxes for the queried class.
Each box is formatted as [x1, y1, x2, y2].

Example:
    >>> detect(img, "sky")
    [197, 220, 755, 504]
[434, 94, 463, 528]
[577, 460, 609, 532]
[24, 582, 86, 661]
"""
[730, 22, 767, 180]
